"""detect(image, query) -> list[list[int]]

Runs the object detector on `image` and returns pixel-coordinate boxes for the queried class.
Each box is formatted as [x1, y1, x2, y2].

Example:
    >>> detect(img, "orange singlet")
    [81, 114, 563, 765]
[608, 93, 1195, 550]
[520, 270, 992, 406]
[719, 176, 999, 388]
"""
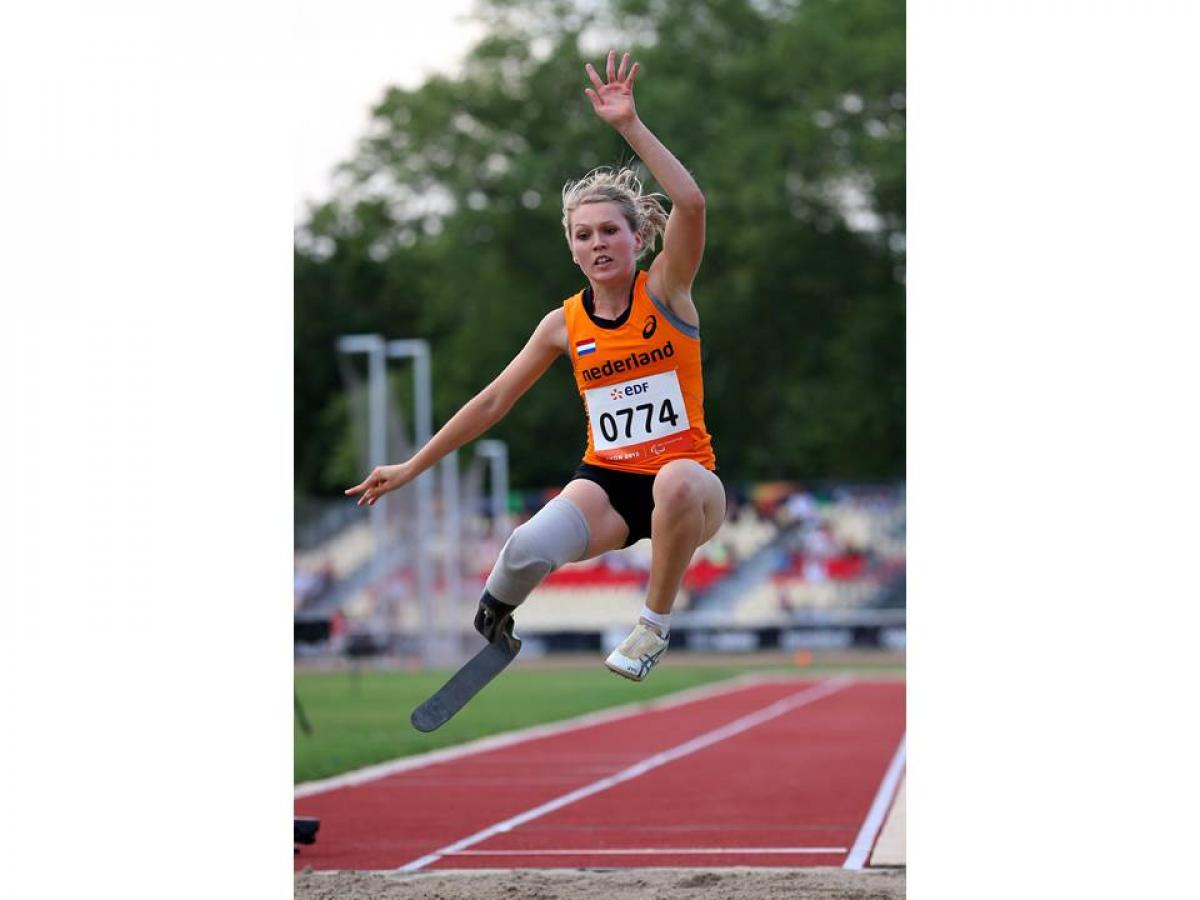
[562, 270, 716, 475]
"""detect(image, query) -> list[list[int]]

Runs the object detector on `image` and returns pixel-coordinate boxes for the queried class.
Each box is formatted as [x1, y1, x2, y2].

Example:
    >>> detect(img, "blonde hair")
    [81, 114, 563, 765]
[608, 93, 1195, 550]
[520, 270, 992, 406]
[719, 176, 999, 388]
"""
[561, 166, 668, 261]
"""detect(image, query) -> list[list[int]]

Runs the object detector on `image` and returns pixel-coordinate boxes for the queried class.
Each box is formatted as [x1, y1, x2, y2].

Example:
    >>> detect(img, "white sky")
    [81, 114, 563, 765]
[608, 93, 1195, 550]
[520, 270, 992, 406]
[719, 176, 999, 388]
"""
[294, 0, 485, 218]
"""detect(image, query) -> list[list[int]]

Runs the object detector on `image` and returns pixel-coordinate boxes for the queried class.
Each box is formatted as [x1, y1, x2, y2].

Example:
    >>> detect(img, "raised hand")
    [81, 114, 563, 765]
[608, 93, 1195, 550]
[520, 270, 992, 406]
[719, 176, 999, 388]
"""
[584, 49, 640, 130]
[344, 463, 413, 507]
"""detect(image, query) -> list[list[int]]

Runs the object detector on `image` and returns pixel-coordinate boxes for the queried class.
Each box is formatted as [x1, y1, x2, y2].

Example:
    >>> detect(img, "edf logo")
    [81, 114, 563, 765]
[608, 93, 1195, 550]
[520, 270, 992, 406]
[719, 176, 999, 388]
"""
[610, 382, 650, 401]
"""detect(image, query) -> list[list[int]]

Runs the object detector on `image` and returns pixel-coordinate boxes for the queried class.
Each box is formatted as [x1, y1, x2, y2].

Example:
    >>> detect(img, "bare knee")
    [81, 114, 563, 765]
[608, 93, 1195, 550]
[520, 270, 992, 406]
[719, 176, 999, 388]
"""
[653, 463, 706, 515]
[653, 462, 726, 543]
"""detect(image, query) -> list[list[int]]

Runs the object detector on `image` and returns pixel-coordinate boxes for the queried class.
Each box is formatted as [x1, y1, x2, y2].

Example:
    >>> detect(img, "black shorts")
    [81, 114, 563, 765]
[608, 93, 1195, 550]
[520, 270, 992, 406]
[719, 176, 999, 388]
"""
[570, 463, 657, 548]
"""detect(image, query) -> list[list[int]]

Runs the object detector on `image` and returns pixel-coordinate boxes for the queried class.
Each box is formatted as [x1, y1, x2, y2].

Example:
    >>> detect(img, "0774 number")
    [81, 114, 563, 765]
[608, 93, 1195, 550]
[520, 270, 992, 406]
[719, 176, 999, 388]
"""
[598, 398, 680, 443]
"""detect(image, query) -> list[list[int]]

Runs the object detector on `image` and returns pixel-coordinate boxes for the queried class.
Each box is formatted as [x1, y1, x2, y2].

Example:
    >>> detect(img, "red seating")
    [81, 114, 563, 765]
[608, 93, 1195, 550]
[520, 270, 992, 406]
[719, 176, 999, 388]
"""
[541, 566, 646, 587]
[772, 553, 868, 582]
[681, 558, 733, 591]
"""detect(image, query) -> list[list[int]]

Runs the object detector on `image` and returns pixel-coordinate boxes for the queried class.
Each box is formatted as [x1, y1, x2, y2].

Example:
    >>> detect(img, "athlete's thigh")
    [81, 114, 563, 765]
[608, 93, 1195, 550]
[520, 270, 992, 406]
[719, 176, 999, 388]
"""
[652, 460, 727, 545]
[558, 478, 630, 559]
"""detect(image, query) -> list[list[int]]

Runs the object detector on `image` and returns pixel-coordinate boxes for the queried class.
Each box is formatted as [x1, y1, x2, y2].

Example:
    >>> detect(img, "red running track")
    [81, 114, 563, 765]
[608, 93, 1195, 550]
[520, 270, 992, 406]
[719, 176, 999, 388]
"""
[294, 677, 905, 872]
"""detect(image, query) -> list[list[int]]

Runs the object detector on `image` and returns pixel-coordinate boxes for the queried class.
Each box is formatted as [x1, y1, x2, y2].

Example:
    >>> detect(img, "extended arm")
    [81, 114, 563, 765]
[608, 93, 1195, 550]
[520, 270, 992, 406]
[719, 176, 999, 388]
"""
[585, 50, 705, 321]
[346, 310, 567, 506]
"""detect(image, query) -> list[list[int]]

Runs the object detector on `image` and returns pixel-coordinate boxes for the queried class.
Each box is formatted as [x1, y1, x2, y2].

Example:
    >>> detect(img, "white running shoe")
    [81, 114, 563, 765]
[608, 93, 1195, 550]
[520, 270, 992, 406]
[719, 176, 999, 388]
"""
[605, 620, 669, 682]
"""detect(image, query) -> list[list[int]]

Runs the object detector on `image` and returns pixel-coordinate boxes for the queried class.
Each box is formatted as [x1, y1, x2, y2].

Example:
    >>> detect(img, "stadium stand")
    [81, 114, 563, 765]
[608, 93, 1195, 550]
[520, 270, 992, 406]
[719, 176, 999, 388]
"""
[294, 521, 373, 593]
[294, 481, 904, 655]
[733, 485, 904, 625]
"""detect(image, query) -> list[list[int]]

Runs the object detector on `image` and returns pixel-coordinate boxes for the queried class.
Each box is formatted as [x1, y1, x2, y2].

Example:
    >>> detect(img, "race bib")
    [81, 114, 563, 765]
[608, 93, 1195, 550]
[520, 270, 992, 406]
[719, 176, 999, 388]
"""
[584, 370, 691, 457]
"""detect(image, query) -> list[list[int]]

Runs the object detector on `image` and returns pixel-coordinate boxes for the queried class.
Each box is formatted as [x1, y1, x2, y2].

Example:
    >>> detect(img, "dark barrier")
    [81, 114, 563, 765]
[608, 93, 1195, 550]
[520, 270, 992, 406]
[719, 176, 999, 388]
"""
[520, 622, 905, 655]
[296, 617, 905, 659]
[294, 617, 331, 644]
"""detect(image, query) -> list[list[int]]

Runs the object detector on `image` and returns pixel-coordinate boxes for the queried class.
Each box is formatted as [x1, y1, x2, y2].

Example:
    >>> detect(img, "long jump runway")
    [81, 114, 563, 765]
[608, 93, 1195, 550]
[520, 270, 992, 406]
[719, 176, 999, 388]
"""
[294, 676, 905, 872]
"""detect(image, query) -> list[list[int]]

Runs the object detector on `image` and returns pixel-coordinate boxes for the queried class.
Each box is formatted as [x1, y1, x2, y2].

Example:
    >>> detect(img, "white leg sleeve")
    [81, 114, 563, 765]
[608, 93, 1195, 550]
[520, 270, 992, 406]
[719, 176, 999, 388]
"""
[483, 497, 591, 607]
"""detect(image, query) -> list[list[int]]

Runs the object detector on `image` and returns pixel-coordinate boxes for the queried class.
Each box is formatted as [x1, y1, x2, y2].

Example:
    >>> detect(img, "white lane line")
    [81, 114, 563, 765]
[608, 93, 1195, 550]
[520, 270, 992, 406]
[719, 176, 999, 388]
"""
[843, 733, 906, 870]
[296, 672, 782, 798]
[448, 847, 847, 856]
[397, 678, 852, 873]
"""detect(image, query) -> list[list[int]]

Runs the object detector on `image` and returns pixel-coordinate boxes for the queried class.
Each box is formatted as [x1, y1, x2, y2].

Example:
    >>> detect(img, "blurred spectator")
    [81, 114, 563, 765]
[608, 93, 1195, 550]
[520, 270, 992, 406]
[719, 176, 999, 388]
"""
[810, 522, 834, 553]
[295, 561, 338, 609]
[782, 488, 820, 528]
[294, 566, 317, 608]
[802, 557, 827, 584]
[294, 558, 335, 610]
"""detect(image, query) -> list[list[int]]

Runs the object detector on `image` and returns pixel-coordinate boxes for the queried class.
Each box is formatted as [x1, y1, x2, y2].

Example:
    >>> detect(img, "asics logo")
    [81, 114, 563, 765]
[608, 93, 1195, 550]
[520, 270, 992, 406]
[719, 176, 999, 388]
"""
[638, 644, 667, 678]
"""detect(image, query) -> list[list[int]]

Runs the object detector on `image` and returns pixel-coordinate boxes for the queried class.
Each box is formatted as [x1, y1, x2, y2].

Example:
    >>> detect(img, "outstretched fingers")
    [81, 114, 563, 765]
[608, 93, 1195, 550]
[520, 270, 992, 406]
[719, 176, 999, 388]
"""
[584, 62, 604, 92]
[346, 469, 386, 506]
[584, 51, 638, 111]
[587, 51, 637, 88]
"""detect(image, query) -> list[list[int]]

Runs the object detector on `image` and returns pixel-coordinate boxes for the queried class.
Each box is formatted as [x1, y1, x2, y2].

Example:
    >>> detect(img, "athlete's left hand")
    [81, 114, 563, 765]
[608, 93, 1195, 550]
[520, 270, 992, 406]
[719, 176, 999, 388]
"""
[585, 49, 639, 130]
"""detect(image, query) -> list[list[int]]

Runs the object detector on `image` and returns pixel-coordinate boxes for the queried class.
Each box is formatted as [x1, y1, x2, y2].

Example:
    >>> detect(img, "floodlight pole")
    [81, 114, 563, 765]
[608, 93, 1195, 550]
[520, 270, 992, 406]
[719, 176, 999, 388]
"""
[475, 439, 511, 540]
[441, 447, 462, 626]
[386, 340, 438, 666]
[336, 334, 388, 578]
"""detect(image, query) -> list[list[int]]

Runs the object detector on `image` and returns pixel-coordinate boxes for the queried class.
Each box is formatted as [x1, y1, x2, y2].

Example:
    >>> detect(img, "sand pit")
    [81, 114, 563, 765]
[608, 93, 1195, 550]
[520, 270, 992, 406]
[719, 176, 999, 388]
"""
[295, 866, 905, 899]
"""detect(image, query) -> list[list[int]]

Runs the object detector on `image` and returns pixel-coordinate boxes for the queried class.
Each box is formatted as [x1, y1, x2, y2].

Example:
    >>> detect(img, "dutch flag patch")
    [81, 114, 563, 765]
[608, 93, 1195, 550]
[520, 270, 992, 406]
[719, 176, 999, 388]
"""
[575, 338, 597, 357]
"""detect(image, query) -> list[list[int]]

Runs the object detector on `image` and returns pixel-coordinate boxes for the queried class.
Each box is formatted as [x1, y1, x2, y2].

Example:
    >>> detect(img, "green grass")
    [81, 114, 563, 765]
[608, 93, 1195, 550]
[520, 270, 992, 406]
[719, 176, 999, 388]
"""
[294, 657, 902, 784]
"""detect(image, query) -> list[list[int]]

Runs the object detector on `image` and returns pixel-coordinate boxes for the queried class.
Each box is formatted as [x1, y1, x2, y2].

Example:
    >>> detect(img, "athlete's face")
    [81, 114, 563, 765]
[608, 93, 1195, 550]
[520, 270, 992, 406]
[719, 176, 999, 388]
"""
[569, 202, 642, 282]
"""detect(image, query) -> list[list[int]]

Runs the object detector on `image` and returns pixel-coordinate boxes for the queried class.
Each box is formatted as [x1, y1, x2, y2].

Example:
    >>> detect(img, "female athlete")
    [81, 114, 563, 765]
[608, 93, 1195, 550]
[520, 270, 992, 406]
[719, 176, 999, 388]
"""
[346, 50, 726, 681]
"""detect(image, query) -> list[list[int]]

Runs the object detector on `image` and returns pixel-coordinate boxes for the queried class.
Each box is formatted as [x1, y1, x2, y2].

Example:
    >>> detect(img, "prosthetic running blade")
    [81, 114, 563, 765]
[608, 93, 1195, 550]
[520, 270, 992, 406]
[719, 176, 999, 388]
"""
[410, 631, 521, 732]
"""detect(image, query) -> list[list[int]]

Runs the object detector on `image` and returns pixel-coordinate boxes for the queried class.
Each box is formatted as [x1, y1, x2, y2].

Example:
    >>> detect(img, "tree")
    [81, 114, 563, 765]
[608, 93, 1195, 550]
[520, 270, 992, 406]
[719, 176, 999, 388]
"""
[295, 0, 904, 495]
